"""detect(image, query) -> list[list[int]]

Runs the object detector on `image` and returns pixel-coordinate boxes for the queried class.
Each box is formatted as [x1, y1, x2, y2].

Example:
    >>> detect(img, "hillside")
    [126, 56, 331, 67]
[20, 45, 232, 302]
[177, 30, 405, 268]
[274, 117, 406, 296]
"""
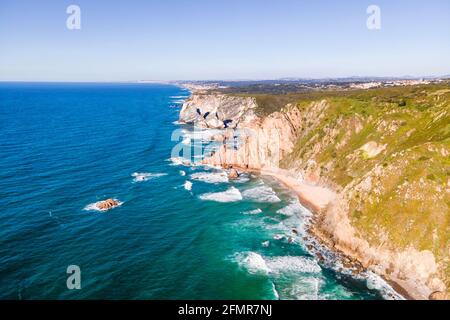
[278, 84, 450, 299]
[180, 82, 450, 299]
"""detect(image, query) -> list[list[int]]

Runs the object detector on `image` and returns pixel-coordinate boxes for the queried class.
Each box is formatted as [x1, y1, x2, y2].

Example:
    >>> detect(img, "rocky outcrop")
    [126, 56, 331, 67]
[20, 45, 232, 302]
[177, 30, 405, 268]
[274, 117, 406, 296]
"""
[96, 199, 120, 211]
[202, 103, 305, 169]
[228, 168, 240, 180]
[359, 141, 387, 159]
[179, 94, 259, 129]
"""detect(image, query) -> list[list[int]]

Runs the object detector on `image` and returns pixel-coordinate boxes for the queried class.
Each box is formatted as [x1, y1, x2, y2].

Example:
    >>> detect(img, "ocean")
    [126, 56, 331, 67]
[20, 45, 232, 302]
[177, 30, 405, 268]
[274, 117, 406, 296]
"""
[0, 82, 395, 299]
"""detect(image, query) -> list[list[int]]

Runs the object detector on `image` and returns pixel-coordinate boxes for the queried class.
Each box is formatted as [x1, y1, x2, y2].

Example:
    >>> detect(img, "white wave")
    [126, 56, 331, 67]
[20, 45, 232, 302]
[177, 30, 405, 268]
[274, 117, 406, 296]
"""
[199, 187, 242, 203]
[190, 171, 229, 184]
[285, 277, 324, 300]
[235, 252, 321, 277]
[273, 234, 285, 240]
[237, 252, 270, 275]
[83, 199, 123, 212]
[235, 174, 250, 183]
[184, 181, 193, 191]
[272, 282, 280, 300]
[181, 128, 223, 142]
[132, 172, 167, 182]
[168, 157, 190, 166]
[171, 99, 186, 104]
[179, 170, 186, 176]
[243, 208, 262, 215]
[262, 241, 270, 248]
[170, 95, 189, 99]
[265, 256, 321, 274]
[276, 199, 310, 216]
[242, 186, 281, 203]
[365, 271, 405, 300]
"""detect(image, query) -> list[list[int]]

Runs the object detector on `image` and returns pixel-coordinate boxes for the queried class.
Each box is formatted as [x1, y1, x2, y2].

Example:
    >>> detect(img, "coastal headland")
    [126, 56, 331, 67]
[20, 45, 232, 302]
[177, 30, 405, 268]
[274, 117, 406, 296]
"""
[178, 80, 450, 300]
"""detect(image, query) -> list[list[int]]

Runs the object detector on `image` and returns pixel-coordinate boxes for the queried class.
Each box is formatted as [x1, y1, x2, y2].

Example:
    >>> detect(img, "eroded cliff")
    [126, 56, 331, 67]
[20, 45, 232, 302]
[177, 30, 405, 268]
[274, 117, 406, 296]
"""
[179, 84, 450, 300]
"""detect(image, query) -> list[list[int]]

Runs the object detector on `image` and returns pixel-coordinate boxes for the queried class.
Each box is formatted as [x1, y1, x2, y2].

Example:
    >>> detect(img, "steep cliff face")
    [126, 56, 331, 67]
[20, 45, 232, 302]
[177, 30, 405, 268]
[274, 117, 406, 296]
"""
[179, 94, 258, 129]
[279, 87, 450, 300]
[181, 84, 450, 300]
[201, 103, 305, 169]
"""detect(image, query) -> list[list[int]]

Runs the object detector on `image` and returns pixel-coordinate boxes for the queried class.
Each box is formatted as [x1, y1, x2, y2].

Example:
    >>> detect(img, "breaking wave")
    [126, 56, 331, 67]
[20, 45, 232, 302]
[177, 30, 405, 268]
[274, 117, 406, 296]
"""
[265, 256, 321, 274]
[276, 199, 311, 217]
[242, 186, 281, 203]
[235, 252, 320, 276]
[132, 172, 167, 182]
[184, 181, 193, 191]
[236, 252, 270, 275]
[199, 187, 242, 203]
[242, 208, 262, 215]
[190, 171, 229, 184]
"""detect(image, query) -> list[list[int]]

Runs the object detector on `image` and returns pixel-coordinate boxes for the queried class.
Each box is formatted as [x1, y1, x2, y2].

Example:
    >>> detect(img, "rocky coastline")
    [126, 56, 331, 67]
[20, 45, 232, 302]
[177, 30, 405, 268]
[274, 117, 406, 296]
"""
[178, 89, 449, 300]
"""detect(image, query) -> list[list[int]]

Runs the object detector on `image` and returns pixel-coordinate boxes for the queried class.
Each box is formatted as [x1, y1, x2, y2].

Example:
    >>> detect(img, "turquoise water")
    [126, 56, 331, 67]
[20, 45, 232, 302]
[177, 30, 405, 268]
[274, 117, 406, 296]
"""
[0, 83, 391, 300]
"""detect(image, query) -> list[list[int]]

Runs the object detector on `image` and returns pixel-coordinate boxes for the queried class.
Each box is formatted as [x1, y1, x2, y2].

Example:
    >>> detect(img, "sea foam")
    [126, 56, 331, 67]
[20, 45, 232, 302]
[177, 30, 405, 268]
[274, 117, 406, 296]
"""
[190, 171, 229, 184]
[236, 252, 321, 276]
[265, 256, 321, 274]
[168, 157, 190, 166]
[132, 172, 167, 182]
[184, 181, 193, 191]
[237, 252, 270, 275]
[181, 128, 223, 142]
[242, 186, 281, 203]
[276, 199, 310, 216]
[199, 187, 242, 203]
[243, 208, 262, 215]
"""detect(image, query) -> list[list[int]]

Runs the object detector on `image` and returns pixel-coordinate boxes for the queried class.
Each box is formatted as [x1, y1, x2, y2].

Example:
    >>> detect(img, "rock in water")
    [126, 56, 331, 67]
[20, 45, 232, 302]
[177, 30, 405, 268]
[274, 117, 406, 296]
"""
[228, 169, 240, 180]
[97, 199, 119, 211]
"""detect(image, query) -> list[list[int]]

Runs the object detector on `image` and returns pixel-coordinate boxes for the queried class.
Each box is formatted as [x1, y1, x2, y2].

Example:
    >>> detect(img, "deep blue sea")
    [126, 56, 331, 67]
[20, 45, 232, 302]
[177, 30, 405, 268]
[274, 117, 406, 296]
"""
[0, 83, 394, 300]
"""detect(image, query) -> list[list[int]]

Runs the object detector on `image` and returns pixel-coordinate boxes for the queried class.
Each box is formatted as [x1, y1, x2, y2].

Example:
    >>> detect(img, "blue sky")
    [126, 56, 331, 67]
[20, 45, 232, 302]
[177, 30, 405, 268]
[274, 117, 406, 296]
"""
[1, 0, 449, 81]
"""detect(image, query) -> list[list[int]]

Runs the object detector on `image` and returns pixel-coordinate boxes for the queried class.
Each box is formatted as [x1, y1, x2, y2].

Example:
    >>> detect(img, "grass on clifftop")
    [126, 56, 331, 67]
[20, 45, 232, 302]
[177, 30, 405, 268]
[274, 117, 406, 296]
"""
[233, 83, 450, 287]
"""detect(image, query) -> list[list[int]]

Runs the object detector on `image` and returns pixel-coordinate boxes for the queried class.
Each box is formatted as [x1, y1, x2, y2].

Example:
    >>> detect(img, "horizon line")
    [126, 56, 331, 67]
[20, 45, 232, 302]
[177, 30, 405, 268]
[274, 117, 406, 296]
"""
[1, 74, 449, 84]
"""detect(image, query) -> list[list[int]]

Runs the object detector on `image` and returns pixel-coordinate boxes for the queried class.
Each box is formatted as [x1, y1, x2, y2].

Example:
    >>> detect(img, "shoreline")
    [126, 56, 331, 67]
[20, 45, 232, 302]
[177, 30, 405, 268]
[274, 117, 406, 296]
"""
[224, 164, 410, 300]
[177, 89, 420, 300]
[260, 169, 412, 300]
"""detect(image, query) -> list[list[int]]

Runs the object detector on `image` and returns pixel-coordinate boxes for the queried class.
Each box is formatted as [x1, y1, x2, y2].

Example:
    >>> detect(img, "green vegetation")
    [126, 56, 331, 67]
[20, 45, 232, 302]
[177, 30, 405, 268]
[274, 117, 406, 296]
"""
[233, 82, 450, 287]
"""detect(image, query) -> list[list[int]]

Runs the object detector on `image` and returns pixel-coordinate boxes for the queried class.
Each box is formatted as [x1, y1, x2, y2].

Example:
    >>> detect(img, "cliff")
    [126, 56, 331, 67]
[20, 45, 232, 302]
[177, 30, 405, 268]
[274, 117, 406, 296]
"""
[179, 84, 450, 300]
[179, 93, 258, 129]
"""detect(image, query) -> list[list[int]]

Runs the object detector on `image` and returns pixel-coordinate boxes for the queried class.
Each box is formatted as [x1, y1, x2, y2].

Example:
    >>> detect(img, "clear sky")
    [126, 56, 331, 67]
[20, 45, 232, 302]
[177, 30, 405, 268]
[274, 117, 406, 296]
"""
[1, 0, 449, 81]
